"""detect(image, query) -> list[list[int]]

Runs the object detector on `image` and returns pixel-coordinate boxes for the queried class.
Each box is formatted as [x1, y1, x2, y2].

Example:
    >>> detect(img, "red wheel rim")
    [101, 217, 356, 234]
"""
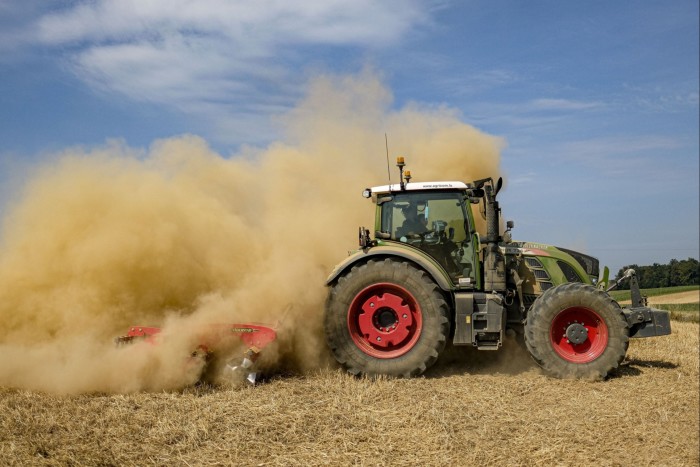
[347, 283, 423, 358]
[550, 306, 609, 363]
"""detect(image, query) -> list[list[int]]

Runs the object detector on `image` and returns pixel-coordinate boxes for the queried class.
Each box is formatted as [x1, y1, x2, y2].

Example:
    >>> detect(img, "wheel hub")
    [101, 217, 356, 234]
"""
[565, 322, 589, 345]
[549, 306, 609, 364]
[374, 308, 399, 330]
[357, 293, 413, 347]
[347, 282, 423, 358]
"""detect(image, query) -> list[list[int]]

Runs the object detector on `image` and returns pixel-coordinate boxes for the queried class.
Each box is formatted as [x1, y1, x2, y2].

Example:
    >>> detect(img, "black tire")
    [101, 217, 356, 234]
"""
[525, 282, 629, 380]
[324, 258, 450, 377]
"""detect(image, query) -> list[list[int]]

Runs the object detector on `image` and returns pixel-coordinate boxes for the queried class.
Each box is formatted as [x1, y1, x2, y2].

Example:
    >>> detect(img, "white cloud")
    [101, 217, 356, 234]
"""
[36, 1, 427, 48]
[435, 69, 521, 96]
[22, 0, 434, 143]
[560, 135, 682, 158]
[530, 98, 604, 111]
[549, 135, 690, 180]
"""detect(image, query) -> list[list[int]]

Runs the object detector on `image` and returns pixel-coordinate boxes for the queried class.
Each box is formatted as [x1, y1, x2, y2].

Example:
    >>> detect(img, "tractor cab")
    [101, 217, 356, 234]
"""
[372, 189, 479, 284]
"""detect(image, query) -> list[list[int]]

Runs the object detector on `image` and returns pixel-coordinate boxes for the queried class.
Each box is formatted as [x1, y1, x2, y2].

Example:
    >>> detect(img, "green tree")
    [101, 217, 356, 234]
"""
[676, 258, 699, 286]
[613, 258, 699, 289]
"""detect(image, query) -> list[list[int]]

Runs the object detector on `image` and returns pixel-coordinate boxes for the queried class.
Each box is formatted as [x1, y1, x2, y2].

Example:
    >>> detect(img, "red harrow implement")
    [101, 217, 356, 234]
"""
[115, 323, 278, 385]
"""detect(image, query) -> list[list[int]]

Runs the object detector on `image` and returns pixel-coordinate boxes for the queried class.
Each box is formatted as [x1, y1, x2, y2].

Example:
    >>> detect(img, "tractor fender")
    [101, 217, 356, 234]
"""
[325, 244, 454, 291]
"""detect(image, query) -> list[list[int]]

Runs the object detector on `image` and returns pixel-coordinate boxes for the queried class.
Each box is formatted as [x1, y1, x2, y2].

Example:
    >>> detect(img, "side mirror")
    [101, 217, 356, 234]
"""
[506, 220, 514, 229]
[494, 177, 503, 197]
[359, 227, 371, 248]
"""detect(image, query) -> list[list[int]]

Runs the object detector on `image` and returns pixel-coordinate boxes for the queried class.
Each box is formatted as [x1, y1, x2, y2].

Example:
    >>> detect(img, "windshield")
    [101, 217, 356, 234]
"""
[379, 191, 473, 282]
[380, 191, 469, 242]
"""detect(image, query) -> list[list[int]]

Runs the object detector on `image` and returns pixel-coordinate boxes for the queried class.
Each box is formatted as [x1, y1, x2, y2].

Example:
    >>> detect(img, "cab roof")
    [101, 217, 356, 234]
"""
[367, 181, 469, 197]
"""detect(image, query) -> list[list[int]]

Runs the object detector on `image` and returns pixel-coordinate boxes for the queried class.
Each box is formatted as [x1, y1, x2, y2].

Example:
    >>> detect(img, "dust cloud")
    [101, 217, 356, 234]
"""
[0, 72, 502, 393]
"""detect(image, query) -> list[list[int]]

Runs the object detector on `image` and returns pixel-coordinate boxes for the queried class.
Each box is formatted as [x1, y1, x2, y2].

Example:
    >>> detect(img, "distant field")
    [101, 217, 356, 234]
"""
[661, 303, 700, 322]
[608, 285, 699, 302]
[609, 285, 699, 322]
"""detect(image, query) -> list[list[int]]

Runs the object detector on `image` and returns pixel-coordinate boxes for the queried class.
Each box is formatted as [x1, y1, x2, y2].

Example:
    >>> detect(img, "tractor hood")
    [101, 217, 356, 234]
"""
[502, 241, 600, 286]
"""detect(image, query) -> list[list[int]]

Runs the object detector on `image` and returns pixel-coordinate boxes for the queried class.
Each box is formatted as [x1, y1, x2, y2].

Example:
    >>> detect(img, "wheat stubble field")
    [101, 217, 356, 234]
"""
[0, 319, 697, 467]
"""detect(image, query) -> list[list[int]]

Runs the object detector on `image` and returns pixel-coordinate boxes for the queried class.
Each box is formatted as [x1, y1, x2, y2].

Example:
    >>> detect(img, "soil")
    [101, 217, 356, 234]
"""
[1, 321, 697, 466]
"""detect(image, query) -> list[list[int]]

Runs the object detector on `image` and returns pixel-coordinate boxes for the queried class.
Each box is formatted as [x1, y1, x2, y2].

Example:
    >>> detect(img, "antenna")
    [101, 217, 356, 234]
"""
[385, 133, 391, 184]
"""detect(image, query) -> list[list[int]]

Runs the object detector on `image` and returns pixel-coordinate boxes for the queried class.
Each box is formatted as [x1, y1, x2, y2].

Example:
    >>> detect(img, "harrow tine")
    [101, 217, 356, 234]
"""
[224, 348, 261, 385]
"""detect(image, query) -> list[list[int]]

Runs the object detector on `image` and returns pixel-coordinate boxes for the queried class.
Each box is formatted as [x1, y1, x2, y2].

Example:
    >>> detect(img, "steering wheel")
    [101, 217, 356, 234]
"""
[402, 229, 437, 246]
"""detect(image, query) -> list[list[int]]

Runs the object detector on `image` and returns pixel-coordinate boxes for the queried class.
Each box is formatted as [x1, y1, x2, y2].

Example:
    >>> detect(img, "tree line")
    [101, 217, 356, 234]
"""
[613, 257, 699, 290]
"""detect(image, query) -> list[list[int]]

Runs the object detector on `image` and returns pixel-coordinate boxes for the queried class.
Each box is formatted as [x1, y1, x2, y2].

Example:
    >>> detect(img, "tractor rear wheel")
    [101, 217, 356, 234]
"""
[325, 258, 450, 377]
[525, 282, 629, 379]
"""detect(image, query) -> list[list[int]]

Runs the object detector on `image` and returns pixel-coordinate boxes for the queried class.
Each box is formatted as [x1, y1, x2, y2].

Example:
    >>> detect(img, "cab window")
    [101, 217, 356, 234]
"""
[379, 191, 473, 281]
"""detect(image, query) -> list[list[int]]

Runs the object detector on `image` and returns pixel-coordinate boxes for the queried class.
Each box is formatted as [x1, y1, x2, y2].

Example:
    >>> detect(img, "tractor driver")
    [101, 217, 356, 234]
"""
[396, 202, 428, 239]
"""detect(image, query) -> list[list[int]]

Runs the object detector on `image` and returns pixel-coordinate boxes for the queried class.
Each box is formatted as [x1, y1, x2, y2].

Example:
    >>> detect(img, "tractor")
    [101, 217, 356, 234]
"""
[324, 157, 671, 379]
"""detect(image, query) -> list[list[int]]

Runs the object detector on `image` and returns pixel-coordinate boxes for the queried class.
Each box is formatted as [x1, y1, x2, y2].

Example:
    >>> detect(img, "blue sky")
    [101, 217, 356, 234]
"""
[0, 0, 698, 275]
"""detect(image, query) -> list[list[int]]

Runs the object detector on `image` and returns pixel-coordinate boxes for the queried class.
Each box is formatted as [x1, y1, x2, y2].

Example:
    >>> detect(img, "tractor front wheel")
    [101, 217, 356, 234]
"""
[325, 259, 450, 378]
[525, 282, 629, 379]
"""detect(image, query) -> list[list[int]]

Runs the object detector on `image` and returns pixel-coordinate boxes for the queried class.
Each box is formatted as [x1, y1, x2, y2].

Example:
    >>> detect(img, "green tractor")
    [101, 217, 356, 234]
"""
[324, 158, 671, 379]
